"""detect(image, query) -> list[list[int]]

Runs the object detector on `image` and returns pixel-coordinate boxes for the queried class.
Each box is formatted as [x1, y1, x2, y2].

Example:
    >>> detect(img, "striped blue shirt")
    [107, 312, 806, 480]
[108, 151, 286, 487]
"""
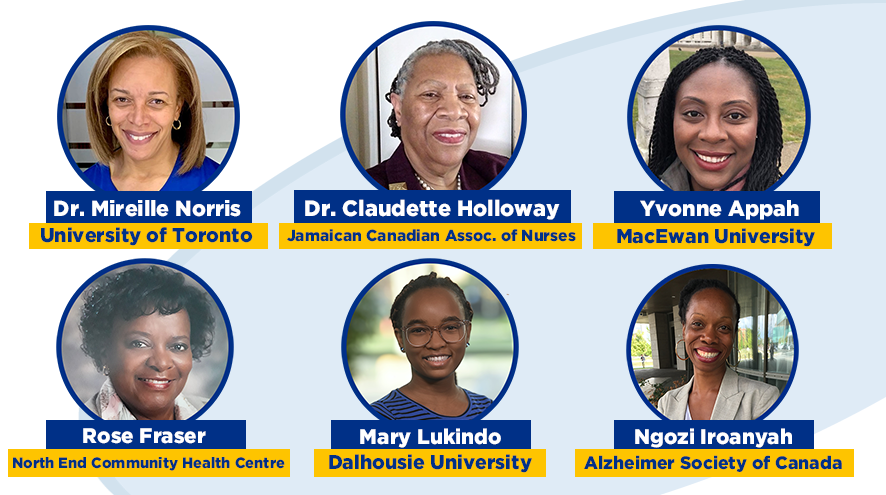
[371, 389, 492, 420]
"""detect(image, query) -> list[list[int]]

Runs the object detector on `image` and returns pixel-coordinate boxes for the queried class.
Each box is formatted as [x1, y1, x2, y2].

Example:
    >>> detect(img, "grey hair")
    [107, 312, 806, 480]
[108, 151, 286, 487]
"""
[384, 39, 501, 139]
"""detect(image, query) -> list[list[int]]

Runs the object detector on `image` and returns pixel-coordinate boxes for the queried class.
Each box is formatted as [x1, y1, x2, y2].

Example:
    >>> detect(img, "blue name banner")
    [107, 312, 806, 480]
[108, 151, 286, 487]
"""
[293, 190, 571, 223]
[331, 420, 531, 449]
[614, 420, 813, 449]
[613, 191, 820, 223]
[45, 420, 246, 449]
[45, 191, 252, 223]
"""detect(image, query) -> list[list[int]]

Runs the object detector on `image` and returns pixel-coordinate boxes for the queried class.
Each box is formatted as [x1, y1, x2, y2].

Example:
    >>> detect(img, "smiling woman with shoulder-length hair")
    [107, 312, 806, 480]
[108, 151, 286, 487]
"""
[84, 31, 217, 191]
[367, 39, 507, 191]
[371, 272, 491, 419]
[648, 47, 783, 191]
[78, 266, 215, 420]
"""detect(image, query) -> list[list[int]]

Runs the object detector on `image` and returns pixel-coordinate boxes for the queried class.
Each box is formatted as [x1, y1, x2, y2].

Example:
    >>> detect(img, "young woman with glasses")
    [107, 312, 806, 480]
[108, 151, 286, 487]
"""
[371, 272, 491, 419]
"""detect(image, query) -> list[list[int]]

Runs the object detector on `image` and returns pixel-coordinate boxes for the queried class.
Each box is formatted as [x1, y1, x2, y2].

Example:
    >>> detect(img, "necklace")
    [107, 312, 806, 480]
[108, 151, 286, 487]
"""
[414, 172, 461, 190]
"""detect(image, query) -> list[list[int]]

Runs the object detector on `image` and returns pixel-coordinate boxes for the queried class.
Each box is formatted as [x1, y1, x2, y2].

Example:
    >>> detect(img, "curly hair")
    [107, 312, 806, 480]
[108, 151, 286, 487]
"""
[384, 39, 500, 139]
[648, 46, 783, 191]
[79, 265, 214, 371]
[678, 279, 740, 329]
[389, 272, 474, 331]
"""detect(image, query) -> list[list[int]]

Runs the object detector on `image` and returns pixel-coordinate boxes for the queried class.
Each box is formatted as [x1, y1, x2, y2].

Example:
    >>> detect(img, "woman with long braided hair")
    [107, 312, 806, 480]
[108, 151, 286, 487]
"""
[371, 272, 491, 419]
[367, 40, 507, 190]
[648, 47, 783, 191]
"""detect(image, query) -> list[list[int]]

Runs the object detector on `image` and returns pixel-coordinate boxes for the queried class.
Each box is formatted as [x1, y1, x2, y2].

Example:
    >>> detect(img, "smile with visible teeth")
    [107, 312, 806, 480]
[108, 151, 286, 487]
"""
[696, 350, 720, 359]
[139, 378, 172, 384]
[436, 133, 464, 138]
[127, 132, 155, 142]
[424, 355, 450, 363]
[694, 151, 731, 164]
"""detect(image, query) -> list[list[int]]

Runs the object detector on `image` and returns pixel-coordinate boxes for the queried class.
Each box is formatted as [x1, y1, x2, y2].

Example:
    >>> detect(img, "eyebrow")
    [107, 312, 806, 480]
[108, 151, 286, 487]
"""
[404, 315, 462, 327]
[415, 79, 477, 89]
[123, 330, 190, 341]
[680, 96, 753, 106]
[689, 312, 733, 321]
[109, 88, 171, 96]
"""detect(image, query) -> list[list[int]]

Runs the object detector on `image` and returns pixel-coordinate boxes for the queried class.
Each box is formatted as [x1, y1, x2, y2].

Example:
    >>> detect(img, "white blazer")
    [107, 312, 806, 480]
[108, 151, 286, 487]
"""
[657, 367, 779, 420]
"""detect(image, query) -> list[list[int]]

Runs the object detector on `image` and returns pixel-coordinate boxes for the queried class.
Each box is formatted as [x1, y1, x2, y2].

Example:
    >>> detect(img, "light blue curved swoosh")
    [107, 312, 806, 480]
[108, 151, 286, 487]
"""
[103, 1, 879, 493]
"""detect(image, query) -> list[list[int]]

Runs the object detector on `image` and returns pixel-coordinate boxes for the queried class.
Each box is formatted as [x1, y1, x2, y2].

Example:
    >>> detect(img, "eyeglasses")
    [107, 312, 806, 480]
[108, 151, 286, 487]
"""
[402, 319, 469, 347]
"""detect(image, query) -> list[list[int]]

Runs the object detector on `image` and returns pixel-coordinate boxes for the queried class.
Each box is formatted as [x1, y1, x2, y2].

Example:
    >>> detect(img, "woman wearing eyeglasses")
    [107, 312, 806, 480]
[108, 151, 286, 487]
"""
[371, 272, 491, 419]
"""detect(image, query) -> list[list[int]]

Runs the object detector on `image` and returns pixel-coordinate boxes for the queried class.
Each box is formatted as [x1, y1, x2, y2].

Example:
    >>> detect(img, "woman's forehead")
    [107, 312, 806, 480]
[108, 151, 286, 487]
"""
[407, 53, 474, 87]
[403, 287, 463, 318]
[687, 288, 736, 317]
[679, 61, 757, 100]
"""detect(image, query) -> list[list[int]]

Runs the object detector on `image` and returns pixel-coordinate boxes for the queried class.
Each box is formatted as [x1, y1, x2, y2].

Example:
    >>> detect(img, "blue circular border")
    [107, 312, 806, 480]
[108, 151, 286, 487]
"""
[627, 25, 811, 192]
[57, 25, 240, 192]
[626, 264, 799, 420]
[341, 258, 519, 420]
[56, 258, 235, 421]
[339, 21, 527, 191]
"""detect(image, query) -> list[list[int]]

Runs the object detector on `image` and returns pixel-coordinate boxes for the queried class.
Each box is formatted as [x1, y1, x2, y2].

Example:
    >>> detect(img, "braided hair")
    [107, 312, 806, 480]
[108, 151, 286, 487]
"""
[385, 39, 500, 139]
[389, 272, 474, 331]
[648, 47, 783, 191]
[678, 279, 740, 329]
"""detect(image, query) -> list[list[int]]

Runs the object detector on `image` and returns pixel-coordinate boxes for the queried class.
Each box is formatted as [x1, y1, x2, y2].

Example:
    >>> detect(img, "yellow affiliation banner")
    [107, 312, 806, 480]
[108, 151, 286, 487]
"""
[314, 449, 546, 477]
[593, 223, 832, 249]
[8, 449, 289, 477]
[280, 223, 581, 249]
[29, 223, 268, 249]
[575, 449, 852, 477]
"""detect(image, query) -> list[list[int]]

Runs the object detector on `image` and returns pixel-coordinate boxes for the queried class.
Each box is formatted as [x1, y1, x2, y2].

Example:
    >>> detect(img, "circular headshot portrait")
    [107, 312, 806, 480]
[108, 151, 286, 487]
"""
[57, 260, 233, 420]
[628, 265, 797, 420]
[629, 27, 809, 191]
[344, 260, 517, 419]
[342, 22, 526, 191]
[58, 26, 238, 192]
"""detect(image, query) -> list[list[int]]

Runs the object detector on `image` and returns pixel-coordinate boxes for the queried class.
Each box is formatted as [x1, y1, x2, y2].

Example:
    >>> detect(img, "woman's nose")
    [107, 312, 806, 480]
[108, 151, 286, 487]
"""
[129, 102, 150, 126]
[437, 94, 468, 120]
[146, 348, 173, 371]
[699, 325, 719, 343]
[425, 329, 447, 348]
[699, 117, 727, 142]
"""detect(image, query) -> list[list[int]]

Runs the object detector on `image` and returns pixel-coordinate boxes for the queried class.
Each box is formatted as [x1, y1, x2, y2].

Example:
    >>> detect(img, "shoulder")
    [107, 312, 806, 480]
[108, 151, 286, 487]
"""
[656, 381, 690, 419]
[465, 389, 492, 406]
[196, 156, 220, 174]
[86, 392, 101, 415]
[82, 164, 115, 191]
[177, 395, 209, 420]
[366, 145, 416, 190]
[366, 160, 393, 189]
[736, 374, 778, 392]
[463, 389, 492, 418]
[657, 389, 677, 412]
[735, 375, 780, 415]
[660, 159, 689, 191]
[183, 156, 220, 180]
[371, 390, 407, 420]
[461, 150, 508, 189]
[164, 156, 220, 191]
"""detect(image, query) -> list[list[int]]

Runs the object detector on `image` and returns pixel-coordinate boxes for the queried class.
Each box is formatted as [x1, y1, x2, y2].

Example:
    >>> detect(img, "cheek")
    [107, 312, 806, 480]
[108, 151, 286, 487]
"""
[406, 105, 432, 128]
[672, 120, 692, 146]
[469, 108, 481, 128]
[175, 355, 193, 376]
[107, 347, 137, 372]
[735, 124, 757, 151]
